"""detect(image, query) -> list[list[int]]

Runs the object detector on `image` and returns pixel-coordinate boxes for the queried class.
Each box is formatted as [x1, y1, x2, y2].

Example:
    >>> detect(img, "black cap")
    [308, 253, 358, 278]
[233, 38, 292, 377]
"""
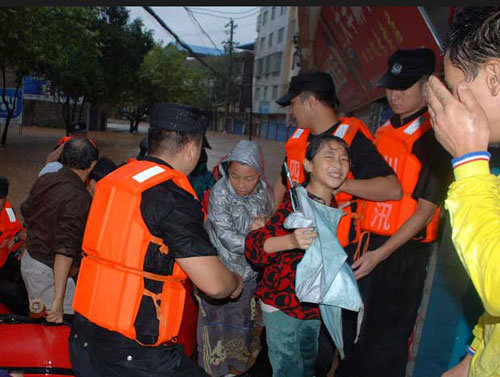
[377, 48, 436, 90]
[149, 103, 209, 134]
[276, 72, 337, 106]
[69, 121, 87, 135]
[0, 175, 9, 198]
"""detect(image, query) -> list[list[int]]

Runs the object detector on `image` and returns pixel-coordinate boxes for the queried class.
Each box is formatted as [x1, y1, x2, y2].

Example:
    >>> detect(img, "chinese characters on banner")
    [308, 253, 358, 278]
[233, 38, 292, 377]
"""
[314, 6, 443, 112]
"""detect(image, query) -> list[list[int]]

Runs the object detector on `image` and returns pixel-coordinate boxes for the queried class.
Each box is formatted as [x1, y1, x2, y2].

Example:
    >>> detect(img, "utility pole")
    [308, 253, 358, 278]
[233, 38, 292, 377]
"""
[224, 19, 236, 133]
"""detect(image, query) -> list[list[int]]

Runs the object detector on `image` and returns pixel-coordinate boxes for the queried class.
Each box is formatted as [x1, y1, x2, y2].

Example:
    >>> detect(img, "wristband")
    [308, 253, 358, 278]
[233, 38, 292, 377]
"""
[466, 345, 476, 356]
[452, 151, 491, 169]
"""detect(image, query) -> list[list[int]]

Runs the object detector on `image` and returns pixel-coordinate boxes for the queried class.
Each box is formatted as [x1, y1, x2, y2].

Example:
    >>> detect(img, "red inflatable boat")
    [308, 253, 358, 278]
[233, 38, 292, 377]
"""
[0, 281, 198, 376]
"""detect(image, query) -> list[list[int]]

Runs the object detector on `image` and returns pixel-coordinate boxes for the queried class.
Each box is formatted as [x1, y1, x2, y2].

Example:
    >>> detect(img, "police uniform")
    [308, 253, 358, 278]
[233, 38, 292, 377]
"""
[69, 104, 214, 377]
[337, 49, 452, 377]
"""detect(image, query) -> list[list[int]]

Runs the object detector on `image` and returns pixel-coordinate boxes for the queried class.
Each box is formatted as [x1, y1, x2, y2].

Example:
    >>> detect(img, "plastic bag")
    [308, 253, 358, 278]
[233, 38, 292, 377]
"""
[284, 186, 363, 358]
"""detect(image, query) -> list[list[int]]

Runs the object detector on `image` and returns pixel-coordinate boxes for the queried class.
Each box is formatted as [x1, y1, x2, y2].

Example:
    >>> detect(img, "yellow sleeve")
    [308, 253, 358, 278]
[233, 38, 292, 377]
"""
[470, 314, 485, 351]
[446, 160, 500, 316]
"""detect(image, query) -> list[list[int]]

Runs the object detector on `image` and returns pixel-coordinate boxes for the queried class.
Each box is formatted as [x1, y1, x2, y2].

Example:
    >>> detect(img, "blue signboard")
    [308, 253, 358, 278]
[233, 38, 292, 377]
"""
[23, 75, 46, 96]
[0, 88, 23, 119]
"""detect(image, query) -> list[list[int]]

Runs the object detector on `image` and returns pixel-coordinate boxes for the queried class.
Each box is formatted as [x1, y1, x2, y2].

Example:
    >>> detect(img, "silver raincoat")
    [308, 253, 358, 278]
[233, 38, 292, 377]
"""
[205, 140, 274, 282]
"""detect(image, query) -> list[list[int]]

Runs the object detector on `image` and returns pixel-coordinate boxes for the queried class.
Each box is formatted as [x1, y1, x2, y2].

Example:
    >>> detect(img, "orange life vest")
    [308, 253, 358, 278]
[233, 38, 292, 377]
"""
[360, 114, 441, 242]
[0, 201, 23, 268]
[73, 159, 198, 346]
[285, 117, 374, 247]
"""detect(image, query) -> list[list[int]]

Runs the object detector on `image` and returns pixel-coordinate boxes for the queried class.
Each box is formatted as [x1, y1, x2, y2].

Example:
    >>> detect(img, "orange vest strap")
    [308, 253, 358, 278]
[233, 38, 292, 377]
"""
[83, 253, 185, 284]
[150, 235, 169, 255]
[143, 289, 166, 327]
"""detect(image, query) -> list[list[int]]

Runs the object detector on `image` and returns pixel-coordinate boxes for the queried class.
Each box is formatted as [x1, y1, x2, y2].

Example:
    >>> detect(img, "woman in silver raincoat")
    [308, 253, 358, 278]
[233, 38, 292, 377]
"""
[197, 140, 274, 377]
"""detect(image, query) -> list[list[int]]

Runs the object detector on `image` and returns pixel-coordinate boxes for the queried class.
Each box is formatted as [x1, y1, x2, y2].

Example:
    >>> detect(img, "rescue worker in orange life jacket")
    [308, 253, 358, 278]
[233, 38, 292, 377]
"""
[273, 72, 402, 247]
[273, 72, 402, 377]
[69, 103, 244, 377]
[335, 49, 452, 377]
[0, 175, 24, 268]
[0, 175, 28, 316]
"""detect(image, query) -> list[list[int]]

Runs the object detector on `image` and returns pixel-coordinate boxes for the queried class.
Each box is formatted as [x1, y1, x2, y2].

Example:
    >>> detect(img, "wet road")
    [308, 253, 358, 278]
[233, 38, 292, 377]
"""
[0, 121, 285, 218]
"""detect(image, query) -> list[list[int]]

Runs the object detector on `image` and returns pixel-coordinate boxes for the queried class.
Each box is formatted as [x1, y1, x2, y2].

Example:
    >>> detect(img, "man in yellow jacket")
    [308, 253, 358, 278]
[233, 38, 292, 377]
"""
[427, 7, 500, 377]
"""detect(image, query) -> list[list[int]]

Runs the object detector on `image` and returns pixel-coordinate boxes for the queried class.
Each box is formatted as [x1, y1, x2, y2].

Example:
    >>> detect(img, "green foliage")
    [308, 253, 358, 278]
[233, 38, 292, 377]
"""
[89, 7, 154, 108]
[0, 8, 56, 145]
[141, 44, 188, 104]
[40, 7, 101, 101]
[203, 54, 239, 107]
[141, 44, 212, 106]
[0, 8, 46, 83]
[0, 6, 214, 139]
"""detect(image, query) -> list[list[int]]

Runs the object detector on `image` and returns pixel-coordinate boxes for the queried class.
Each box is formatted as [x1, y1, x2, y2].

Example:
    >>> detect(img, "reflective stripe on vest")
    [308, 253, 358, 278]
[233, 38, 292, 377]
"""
[360, 114, 441, 242]
[73, 160, 197, 346]
[284, 117, 374, 247]
[0, 201, 23, 268]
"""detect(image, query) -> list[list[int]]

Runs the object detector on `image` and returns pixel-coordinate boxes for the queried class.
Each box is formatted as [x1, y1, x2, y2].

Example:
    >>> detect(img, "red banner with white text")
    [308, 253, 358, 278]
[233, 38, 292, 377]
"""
[314, 6, 444, 112]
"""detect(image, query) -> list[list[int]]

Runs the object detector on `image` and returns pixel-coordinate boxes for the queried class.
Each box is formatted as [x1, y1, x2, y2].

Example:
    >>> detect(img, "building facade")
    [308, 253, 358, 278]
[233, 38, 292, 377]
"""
[253, 6, 300, 119]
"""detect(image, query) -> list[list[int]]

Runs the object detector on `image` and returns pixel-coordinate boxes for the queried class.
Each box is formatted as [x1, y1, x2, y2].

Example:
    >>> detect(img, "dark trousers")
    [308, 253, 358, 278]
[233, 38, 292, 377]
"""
[69, 314, 208, 377]
[0, 256, 29, 316]
[336, 236, 431, 377]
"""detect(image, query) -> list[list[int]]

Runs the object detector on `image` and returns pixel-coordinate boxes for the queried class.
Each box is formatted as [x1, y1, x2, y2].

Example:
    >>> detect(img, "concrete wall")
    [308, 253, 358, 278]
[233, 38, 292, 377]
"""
[23, 99, 88, 129]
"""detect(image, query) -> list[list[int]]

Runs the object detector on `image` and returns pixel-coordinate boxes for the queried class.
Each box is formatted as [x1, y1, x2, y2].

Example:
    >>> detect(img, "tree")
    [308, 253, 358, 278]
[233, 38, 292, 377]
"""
[120, 44, 212, 133]
[120, 75, 152, 133]
[90, 8, 154, 113]
[203, 55, 238, 108]
[0, 8, 47, 146]
[142, 44, 211, 106]
[39, 7, 101, 134]
[97, 14, 155, 133]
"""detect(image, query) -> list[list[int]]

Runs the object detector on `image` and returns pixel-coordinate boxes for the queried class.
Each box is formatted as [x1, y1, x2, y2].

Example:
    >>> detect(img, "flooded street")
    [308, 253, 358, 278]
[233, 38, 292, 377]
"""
[0, 121, 285, 218]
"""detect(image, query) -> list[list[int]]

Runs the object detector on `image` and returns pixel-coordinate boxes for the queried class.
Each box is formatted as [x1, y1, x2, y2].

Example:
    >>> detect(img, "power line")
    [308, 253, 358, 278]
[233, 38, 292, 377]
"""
[142, 6, 220, 76]
[190, 9, 260, 20]
[176, 19, 257, 39]
[140, 7, 256, 49]
[184, 7, 224, 55]
[189, 7, 259, 15]
[181, 29, 226, 38]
